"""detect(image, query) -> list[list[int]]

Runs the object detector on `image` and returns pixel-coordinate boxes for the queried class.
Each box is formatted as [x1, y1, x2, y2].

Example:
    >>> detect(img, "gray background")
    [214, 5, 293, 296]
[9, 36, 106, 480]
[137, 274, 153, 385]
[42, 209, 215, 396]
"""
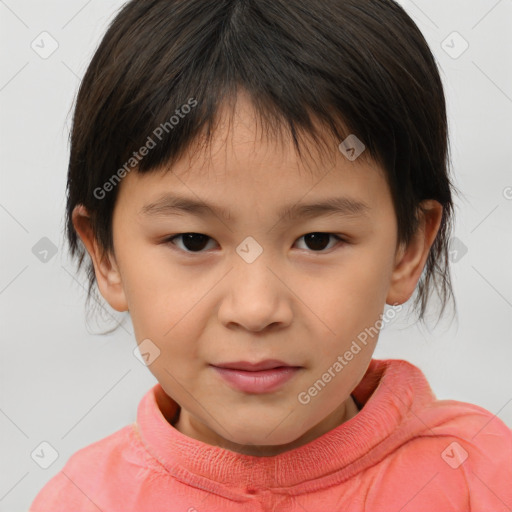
[1, 0, 511, 509]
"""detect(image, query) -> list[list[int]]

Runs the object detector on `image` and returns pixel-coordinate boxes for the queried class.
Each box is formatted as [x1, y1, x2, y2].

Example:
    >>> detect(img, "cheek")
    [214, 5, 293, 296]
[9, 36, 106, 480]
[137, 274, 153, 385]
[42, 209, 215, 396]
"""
[308, 245, 394, 356]
[120, 254, 205, 351]
[118, 239, 181, 310]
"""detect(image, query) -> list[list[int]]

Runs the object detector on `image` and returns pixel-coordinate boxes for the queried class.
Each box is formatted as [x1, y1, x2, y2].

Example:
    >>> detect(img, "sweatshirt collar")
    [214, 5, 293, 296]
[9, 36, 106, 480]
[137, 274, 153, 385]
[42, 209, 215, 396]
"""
[134, 359, 434, 496]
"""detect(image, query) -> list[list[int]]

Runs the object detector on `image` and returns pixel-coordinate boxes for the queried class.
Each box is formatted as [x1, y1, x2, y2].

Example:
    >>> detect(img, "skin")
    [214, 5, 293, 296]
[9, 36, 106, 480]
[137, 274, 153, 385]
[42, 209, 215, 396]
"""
[73, 92, 442, 457]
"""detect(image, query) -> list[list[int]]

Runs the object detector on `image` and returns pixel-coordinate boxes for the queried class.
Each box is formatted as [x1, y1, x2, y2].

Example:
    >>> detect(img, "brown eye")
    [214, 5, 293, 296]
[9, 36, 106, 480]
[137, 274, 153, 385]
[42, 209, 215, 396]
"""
[295, 233, 344, 252]
[166, 233, 216, 253]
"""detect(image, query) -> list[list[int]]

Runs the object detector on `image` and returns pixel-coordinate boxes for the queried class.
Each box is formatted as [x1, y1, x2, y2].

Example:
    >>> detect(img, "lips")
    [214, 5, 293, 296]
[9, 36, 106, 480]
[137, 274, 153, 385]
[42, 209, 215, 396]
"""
[210, 360, 302, 393]
[211, 359, 296, 371]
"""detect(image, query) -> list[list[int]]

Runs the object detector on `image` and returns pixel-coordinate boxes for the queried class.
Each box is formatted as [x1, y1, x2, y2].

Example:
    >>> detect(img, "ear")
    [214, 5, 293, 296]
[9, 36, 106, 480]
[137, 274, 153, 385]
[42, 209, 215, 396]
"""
[71, 205, 128, 312]
[386, 200, 443, 306]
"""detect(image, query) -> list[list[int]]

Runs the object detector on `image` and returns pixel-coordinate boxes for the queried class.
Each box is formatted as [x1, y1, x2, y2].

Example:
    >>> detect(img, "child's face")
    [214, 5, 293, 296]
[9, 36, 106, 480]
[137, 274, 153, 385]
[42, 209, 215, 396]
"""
[76, 93, 440, 456]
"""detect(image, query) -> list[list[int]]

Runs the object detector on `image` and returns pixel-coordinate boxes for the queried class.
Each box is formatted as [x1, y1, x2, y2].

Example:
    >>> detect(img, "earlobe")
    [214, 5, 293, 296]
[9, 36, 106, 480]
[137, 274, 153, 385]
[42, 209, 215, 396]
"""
[386, 200, 443, 306]
[71, 205, 128, 312]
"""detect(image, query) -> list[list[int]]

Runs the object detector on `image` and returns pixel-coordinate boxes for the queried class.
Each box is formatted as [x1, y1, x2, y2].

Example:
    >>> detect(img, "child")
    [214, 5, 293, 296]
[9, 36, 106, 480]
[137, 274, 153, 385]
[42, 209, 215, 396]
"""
[31, 0, 512, 510]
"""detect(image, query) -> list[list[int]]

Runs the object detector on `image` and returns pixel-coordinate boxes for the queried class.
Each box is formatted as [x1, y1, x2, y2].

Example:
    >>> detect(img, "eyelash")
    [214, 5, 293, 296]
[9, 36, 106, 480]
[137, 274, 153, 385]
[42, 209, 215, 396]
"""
[163, 232, 347, 255]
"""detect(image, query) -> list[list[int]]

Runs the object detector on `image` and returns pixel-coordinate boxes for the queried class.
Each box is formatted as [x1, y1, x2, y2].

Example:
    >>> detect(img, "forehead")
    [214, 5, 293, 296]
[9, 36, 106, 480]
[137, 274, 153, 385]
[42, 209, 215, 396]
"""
[115, 93, 390, 218]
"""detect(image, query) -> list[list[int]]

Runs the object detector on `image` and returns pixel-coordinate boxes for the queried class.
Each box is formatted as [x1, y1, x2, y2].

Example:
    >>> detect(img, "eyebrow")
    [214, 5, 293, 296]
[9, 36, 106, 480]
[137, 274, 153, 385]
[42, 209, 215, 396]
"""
[140, 193, 370, 222]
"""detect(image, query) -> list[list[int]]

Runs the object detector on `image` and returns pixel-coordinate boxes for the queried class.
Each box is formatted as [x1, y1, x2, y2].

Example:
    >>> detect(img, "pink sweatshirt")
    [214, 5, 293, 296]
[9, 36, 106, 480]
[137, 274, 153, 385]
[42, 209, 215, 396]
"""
[30, 359, 512, 511]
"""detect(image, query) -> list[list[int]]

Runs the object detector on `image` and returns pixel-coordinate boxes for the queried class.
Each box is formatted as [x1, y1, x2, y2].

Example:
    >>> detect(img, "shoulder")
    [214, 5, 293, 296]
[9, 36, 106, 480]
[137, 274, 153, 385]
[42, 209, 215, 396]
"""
[419, 397, 512, 474]
[29, 424, 150, 511]
[370, 398, 512, 511]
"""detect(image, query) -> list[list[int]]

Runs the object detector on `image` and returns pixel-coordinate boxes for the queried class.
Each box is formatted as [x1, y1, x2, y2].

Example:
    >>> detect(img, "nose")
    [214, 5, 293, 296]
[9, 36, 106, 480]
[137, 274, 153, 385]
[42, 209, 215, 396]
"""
[217, 254, 293, 333]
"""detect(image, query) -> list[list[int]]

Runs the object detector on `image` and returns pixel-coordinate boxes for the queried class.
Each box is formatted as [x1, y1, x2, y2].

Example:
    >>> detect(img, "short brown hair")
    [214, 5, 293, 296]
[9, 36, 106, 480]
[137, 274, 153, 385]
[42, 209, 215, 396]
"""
[65, 0, 458, 327]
